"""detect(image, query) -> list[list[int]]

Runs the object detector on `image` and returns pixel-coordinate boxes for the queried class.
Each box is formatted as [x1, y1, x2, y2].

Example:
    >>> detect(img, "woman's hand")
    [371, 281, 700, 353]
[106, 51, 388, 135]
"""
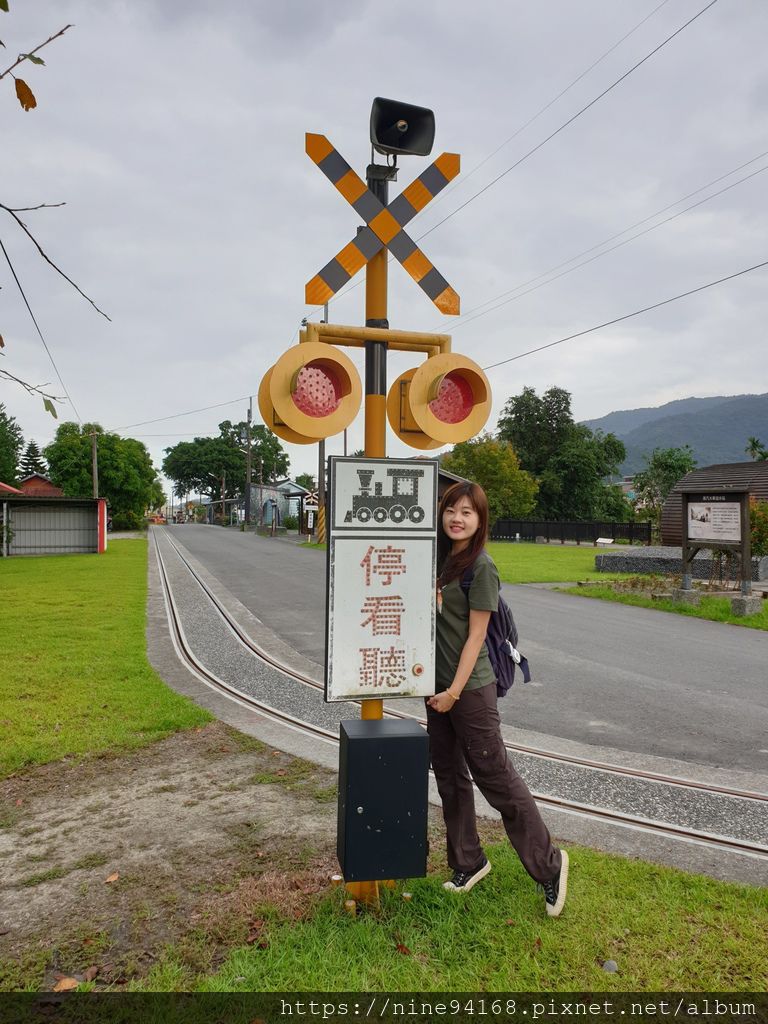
[428, 690, 458, 714]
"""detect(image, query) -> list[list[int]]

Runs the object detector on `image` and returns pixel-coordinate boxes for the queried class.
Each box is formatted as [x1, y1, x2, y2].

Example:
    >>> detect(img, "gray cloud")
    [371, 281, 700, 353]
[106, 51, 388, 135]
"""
[2, 0, 767, 485]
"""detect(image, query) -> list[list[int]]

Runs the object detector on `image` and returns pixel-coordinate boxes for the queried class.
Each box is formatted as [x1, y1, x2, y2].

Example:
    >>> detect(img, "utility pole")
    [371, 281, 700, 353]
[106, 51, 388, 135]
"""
[245, 398, 253, 527]
[90, 431, 99, 498]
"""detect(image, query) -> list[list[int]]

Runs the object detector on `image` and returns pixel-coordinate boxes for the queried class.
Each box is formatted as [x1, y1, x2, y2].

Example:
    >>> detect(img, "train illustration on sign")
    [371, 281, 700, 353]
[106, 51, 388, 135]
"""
[344, 467, 426, 524]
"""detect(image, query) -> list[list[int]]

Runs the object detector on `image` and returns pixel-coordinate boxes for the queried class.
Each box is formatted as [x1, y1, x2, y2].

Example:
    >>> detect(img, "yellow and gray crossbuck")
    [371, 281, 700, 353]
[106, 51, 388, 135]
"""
[305, 133, 460, 315]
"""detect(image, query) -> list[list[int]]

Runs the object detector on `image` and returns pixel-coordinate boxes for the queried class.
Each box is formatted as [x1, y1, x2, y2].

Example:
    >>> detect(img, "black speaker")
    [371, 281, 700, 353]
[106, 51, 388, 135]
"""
[370, 97, 435, 158]
[337, 719, 429, 882]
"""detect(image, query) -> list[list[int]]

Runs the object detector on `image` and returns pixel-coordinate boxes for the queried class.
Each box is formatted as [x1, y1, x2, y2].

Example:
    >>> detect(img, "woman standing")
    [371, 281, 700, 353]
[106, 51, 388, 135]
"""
[426, 481, 568, 917]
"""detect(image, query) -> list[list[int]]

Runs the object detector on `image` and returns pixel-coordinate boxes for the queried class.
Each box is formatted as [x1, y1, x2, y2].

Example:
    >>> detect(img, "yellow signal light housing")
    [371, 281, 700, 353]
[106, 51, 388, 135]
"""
[393, 353, 491, 446]
[258, 366, 316, 445]
[386, 368, 442, 450]
[261, 342, 362, 443]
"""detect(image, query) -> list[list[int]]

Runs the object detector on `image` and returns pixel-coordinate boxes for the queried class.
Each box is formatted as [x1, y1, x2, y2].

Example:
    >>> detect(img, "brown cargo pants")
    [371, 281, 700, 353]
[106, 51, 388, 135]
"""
[426, 681, 562, 883]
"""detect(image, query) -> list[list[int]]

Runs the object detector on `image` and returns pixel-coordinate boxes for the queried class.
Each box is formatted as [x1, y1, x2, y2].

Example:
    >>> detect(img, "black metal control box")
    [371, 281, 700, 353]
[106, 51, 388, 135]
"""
[337, 719, 429, 882]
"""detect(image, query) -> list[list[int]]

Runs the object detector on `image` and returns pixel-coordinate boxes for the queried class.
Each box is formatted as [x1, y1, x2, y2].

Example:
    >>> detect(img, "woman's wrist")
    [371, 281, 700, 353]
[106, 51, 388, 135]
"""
[446, 688, 460, 701]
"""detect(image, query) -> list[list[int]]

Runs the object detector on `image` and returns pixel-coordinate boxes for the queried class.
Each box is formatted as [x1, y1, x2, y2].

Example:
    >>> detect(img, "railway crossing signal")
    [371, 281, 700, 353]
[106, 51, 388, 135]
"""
[258, 100, 495, 908]
[305, 133, 460, 315]
[258, 341, 362, 445]
[387, 352, 491, 447]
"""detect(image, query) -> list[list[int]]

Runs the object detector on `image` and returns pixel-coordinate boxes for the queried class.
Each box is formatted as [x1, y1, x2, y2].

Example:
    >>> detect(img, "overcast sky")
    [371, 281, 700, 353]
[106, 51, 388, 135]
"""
[2, 0, 767, 488]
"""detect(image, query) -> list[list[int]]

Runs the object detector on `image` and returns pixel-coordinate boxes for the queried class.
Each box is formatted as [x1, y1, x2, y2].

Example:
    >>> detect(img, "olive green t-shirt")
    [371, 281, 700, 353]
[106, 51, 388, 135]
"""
[435, 551, 499, 692]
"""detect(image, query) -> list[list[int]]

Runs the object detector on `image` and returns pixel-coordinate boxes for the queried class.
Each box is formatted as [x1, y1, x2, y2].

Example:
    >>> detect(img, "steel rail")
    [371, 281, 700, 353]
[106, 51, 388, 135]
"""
[157, 528, 768, 806]
[153, 530, 768, 861]
[153, 532, 768, 862]
[154, 530, 338, 747]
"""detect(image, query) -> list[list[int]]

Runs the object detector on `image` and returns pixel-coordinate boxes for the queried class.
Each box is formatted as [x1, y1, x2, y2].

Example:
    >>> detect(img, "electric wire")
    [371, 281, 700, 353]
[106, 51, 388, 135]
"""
[481, 257, 768, 371]
[0, 235, 82, 423]
[310, 0, 718, 316]
[443, 159, 768, 332]
[115, 396, 253, 432]
[418, 0, 720, 243]
[132, 257, 767, 440]
[423, 0, 674, 215]
[117, 0, 743, 442]
[114, 321, 303, 433]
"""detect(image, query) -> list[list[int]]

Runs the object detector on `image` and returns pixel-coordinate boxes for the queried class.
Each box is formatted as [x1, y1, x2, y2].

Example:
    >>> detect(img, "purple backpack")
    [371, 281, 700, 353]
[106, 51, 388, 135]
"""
[460, 566, 531, 696]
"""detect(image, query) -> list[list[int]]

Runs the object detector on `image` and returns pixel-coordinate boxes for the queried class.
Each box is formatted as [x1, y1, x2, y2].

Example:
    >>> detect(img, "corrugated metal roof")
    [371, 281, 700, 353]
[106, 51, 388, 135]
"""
[1, 495, 100, 507]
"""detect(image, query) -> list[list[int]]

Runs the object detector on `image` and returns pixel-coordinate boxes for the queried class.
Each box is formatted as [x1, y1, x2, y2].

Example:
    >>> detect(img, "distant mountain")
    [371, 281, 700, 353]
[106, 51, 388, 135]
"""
[581, 393, 768, 474]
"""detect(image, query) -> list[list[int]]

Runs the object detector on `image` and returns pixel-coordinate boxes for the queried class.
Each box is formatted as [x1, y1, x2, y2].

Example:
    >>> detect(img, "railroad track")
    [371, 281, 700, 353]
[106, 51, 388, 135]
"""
[152, 528, 768, 864]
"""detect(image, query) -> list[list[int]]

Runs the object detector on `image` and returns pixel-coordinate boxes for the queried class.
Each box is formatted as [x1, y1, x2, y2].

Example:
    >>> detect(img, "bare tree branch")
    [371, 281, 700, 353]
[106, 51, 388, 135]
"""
[0, 204, 111, 321]
[0, 24, 73, 80]
[6, 202, 66, 212]
[0, 362, 64, 403]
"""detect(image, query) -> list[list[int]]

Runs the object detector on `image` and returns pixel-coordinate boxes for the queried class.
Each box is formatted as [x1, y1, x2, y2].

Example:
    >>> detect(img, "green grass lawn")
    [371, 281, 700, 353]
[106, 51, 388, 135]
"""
[487, 542, 636, 584]
[304, 540, 632, 584]
[2, 543, 766, 993]
[0, 541, 211, 778]
[561, 584, 768, 631]
[139, 843, 767, 992]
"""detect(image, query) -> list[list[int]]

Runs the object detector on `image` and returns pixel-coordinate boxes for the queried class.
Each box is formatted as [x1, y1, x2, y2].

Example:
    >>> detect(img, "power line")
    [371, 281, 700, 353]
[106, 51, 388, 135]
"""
[417, 0, 720, 244]
[115, 395, 253, 431]
[312, 0, 717, 317]
[482, 258, 768, 371]
[0, 235, 82, 423]
[112, 319, 304, 436]
[120, 260, 767, 444]
[422, 0, 673, 216]
[445, 159, 768, 332]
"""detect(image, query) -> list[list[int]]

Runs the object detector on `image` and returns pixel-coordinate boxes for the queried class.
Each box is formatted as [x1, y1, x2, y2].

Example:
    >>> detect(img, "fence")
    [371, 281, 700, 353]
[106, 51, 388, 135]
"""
[490, 519, 652, 545]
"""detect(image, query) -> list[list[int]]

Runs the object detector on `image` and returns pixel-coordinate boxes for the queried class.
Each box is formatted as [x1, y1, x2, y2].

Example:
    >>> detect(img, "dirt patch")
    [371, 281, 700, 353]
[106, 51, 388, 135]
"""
[0, 722, 508, 991]
[0, 723, 340, 989]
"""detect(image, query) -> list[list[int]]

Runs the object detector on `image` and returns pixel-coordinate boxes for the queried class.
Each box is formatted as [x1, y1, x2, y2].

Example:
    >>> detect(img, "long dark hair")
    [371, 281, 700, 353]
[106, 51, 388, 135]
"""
[437, 481, 489, 586]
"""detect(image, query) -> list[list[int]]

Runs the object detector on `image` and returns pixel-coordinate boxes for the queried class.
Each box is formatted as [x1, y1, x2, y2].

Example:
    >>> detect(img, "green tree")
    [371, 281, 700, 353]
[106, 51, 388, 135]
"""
[19, 439, 46, 477]
[593, 483, 634, 523]
[44, 423, 162, 520]
[162, 436, 240, 501]
[745, 436, 768, 461]
[163, 421, 289, 502]
[148, 477, 166, 513]
[536, 426, 627, 520]
[632, 445, 696, 532]
[295, 472, 316, 491]
[750, 499, 768, 558]
[441, 435, 538, 526]
[497, 386, 574, 476]
[218, 420, 289, 486]
[497, 386, 626, 520]
[0, 403, 24, 484]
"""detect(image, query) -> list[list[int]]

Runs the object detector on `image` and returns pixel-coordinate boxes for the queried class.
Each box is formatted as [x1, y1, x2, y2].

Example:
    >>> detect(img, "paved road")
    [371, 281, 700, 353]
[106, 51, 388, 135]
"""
[165, 525, 768, 773]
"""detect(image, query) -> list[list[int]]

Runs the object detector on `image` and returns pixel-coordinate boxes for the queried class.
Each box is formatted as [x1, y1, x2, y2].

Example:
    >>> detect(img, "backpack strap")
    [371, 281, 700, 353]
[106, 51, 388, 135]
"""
[459, 565, 475, 596]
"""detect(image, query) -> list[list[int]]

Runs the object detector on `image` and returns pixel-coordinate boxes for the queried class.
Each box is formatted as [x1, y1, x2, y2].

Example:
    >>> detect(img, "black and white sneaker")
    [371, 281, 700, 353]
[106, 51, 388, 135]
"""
[443, 857, 491, 893]
[543, 849, 569, 917]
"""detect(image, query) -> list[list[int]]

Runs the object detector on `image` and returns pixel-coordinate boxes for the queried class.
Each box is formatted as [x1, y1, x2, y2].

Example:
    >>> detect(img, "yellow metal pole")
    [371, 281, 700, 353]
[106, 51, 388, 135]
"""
[345, 188, 391, 910]
[362, 246, 387, 720]
[365, 249, 388, 328]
